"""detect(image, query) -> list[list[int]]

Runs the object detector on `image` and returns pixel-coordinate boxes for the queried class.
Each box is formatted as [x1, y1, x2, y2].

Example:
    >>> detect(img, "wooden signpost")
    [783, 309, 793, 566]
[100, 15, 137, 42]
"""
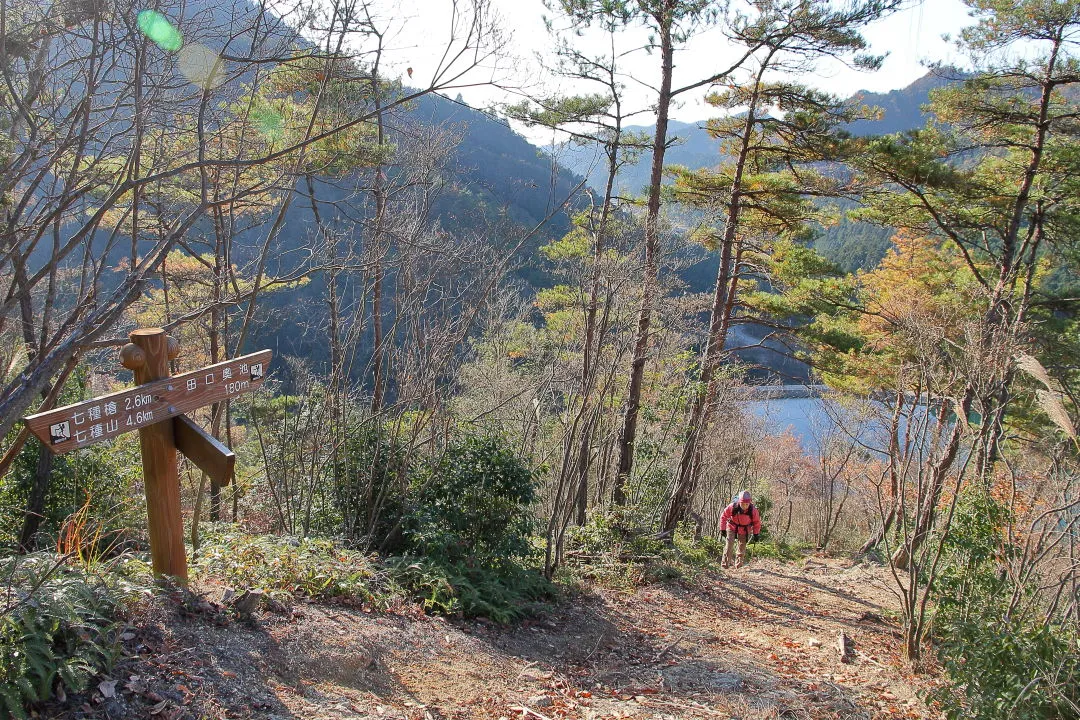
[22, 328, 271, 581]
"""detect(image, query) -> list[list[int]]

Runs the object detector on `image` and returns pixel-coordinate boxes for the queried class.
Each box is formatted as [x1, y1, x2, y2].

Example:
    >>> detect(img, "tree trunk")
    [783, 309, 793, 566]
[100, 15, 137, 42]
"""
[662, 69, 764, 532]
[208, 226, 224, 522]
[574, 117, 623, 523]
[18, 448, 54, 552]
[369, 51, 389, 413]
[612, 22, 673, 505]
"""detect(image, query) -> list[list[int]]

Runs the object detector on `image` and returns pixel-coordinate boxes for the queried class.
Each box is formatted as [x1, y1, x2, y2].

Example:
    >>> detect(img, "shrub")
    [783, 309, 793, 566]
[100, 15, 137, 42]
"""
[0, 438, 142, 550]
[0, 554, 134, 719]
[747, 538, 802, 562]
[928, 488, 1080, 719]
[930, 488, 1014, 621]
[671, 522, 723, 567]
[406, 432, 537, 568]
[390, 432, 554, 621]
[930, 618, 1080, 720]
[564, 506, 666, 560]
[384, 556, 554, 622]
[332, 424, 410, 551]
[0, 369, 143, 550]
[641, 562, 683, 583]
[564, 512, 729, 588]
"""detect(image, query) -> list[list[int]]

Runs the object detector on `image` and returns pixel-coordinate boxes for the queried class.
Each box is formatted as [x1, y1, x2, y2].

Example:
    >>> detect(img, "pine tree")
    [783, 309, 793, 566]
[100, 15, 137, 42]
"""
[660, 0, 901, 532]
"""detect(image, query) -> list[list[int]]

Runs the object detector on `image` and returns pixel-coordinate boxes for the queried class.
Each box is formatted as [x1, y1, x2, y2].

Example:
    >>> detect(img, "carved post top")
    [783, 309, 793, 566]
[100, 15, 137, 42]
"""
[120, 329, 179, 373]
[119, 344, 145, 370]
[126, 329, 176, 384]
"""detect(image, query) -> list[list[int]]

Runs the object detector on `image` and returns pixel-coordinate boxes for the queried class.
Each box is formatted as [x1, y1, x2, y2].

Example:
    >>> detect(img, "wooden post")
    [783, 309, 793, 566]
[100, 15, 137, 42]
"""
[25, 334, 270, 580]
[122, 328, 186, 580]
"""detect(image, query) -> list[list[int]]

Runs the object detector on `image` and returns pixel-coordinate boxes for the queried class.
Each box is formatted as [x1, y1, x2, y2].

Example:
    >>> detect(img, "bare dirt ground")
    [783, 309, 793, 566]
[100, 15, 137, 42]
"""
[42, 557, 945, 719]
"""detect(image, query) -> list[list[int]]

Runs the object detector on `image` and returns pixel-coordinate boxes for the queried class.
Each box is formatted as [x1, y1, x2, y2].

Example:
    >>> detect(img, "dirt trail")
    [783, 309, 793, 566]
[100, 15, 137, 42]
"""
[50, 558, 942, 719]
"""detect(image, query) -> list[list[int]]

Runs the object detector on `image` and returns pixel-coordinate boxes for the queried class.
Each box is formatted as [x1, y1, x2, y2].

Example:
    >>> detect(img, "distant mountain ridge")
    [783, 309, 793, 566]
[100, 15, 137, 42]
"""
[554, 71, 952, 199]
[257, 91, 585, 370]
[845, 72, 954, 135]
[105, 0, 588, 377]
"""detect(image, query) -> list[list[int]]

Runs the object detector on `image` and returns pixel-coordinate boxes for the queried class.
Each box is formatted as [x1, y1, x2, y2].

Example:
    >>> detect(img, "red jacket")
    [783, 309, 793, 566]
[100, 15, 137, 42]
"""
[720, 501, 761, 537]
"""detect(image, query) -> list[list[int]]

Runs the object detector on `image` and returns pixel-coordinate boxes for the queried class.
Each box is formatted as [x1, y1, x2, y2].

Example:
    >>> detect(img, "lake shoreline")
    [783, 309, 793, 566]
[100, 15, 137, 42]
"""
[741, 384, 828, 400]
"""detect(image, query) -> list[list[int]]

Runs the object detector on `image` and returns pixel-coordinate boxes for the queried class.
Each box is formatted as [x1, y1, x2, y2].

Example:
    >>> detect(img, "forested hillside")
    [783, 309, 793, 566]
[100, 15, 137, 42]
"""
[556, 71, 953, 273]
[252, 91, 583, 374]
[2, 1, 1079, 720]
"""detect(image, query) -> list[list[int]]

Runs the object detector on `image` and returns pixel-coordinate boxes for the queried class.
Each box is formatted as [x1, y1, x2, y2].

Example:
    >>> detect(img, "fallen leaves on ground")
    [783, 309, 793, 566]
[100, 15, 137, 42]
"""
[40, 558, 943, 719]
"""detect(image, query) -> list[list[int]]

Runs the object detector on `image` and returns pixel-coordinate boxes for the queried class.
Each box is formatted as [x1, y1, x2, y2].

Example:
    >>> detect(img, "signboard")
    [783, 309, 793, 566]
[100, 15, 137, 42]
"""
[24, 349, 271, 454]
[21, 328, 271, 581]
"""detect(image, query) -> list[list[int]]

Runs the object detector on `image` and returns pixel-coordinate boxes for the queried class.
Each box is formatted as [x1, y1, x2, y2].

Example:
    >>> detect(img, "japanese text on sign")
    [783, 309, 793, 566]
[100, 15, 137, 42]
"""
[24, 350, 272, 454]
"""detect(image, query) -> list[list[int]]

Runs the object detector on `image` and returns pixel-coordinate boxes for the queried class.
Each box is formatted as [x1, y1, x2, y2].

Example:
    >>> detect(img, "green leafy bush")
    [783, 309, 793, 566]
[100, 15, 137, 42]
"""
[384, 556, 553, 622]
[671, 522, 723, 567]
[564, 506, 666, 559]
[928, 488, 1080, 719]
[641, 562, 683, 583]
[0, 439, 142, 551]
[931, 488, 1014, 621]
[0, 555, 131, 719]
[0, 369, 143, 550]
[931, 618, 1080, 720]
[391, 432, 553, 620]
[747, 538, 802, 562]
[406, 432, 537, 568]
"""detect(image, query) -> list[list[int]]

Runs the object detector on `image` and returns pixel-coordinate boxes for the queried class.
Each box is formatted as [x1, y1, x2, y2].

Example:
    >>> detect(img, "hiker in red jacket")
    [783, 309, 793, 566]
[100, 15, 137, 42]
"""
[720, 490, 761, 568]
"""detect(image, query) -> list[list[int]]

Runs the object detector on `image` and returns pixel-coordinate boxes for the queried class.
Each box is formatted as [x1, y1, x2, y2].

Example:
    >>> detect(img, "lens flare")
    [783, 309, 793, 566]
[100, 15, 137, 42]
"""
[178, 44, 224, 90]
[252, 107, 284, 144]
[137, 10, 182, 52]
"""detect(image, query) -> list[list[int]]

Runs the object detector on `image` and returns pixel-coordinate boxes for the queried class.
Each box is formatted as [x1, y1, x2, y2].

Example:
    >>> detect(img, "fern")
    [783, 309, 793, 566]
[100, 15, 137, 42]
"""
[0, 689, 27, 720]
[0, 553, 137, 719]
